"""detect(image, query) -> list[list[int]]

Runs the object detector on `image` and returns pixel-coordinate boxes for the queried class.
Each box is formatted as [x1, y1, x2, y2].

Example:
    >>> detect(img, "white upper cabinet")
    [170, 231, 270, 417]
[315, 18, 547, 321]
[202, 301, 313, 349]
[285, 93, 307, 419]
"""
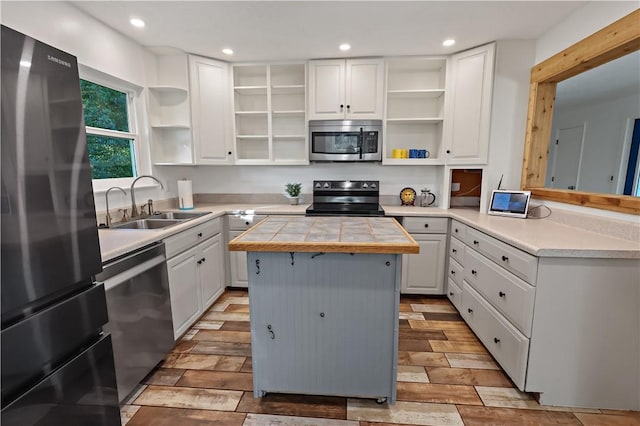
[189, 55, 234, 165]
[308, 58, 384, 120]
[444, 43, 495, 165]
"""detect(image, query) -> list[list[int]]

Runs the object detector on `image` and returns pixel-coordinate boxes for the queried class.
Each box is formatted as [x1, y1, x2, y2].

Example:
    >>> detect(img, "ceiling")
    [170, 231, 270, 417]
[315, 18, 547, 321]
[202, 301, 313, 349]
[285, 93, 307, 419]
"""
[71, 1, 587, 62]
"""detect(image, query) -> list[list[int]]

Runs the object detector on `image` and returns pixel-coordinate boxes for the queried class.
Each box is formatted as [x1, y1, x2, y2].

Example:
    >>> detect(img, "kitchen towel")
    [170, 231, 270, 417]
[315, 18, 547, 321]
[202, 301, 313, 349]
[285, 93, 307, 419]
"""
[177, 179, 194, 210]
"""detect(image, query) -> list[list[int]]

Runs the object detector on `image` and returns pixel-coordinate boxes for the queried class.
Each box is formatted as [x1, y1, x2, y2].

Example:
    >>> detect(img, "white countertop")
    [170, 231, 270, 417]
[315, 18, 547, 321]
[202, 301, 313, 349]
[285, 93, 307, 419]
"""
[98, 203, 640, 263]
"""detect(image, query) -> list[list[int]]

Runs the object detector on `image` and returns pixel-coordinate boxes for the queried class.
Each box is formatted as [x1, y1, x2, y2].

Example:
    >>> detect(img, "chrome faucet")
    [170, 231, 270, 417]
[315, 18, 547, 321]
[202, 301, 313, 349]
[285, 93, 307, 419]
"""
[130, 175, 164, 218]
[105, 186, 127, 227]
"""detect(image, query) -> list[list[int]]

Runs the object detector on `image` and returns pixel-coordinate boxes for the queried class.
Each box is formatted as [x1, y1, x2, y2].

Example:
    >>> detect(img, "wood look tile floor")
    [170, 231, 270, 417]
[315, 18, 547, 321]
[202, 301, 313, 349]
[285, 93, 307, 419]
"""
[122, 290, 639, 425]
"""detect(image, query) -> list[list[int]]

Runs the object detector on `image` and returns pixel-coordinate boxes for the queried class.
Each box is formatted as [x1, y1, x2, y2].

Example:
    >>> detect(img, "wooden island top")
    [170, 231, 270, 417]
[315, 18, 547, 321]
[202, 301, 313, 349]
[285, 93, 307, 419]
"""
[228, 216, 419, 254]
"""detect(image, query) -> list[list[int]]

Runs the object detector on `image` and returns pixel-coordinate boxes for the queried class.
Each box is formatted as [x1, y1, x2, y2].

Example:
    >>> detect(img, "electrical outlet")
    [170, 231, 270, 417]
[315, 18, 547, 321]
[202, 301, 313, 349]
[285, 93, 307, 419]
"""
[451, 182, 461, 192]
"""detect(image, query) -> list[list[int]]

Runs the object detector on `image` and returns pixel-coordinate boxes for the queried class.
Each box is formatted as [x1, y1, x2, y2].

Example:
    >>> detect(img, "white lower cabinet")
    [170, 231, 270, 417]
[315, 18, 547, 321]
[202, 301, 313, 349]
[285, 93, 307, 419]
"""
[229, 231, 248, 288]
[167, 247, 201, 339]
[165, 218, 224, 339]
[401, 217, 448, 295]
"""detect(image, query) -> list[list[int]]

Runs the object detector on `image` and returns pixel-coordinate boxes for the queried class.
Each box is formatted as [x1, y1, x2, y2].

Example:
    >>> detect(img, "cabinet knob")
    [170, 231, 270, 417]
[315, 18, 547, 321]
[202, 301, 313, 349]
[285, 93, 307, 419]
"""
[228, 151, 232, 155]
[467, 308, 473, 313]
[494, 337, 500, 344]
[245, 221, 250, 225]
[449, 292, 454, 296]
[446, 150, 451, 154]
[197, 260, 202, 265]
[320, 312, 325, 318]
[471, 270, 477, 276]
[346, 104, 350, 109]
[201, 258, 206, 263]
[501, 255, 509, 261]
[198, 232, 203, 237]
[452, 248, 457, 254]
[450, 270, 455, 275]
[424, 223, 429, 228]
[454, 228, 458, 233]
[473, 240, 479, 245]
[385, 261, 391, 266]
[340, 104, 344, 109]
[499, 291, 506, 298]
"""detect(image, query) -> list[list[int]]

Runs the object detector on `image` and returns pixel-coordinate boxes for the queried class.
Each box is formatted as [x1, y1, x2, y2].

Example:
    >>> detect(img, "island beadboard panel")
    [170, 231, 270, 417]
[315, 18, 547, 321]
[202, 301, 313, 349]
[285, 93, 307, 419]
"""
[228, 216, 419, 254]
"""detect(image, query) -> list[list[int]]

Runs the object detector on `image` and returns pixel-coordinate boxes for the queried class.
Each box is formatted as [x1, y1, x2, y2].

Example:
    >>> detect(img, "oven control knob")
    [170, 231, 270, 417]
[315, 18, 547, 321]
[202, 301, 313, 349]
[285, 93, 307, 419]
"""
[315, 182, 321, 189]
[362, 183, 368, 189]
[323, 182, 330, 188]
[371, 183, 377, 189]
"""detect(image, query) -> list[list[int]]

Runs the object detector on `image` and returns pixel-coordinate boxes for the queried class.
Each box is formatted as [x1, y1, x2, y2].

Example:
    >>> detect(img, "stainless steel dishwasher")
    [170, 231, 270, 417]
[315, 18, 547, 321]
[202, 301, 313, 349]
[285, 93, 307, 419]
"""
[97, 242, 174, 403]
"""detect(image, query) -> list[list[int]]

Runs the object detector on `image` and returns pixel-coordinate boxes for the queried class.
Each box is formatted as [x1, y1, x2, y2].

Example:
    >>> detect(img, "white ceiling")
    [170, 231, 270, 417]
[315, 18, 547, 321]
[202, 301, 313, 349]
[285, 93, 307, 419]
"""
[71, 1, 587, 62]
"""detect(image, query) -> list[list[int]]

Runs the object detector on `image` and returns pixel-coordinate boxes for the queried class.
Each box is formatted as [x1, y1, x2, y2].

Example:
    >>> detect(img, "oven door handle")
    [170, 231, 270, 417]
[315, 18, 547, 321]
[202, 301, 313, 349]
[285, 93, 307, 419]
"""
[359, 128, 364, 160]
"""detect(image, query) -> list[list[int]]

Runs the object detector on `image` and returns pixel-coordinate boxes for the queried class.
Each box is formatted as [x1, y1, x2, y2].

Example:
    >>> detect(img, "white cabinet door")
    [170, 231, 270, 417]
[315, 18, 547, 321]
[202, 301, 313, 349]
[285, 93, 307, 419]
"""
[308, 59, 345, 120]
[345, 58, 384, 119]
[198, 234, 225, 310]
[401, 234, 447, 294]
[167, 246, 202, 339]
[229, 231, 248, 288]
[189, 55, 234, 165]
[444, 43, 495, 165]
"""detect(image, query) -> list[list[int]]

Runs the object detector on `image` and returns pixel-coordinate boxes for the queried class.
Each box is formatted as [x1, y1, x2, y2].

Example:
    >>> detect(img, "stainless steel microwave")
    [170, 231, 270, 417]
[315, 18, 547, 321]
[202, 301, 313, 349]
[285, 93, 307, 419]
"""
[309, 120, 382, 162]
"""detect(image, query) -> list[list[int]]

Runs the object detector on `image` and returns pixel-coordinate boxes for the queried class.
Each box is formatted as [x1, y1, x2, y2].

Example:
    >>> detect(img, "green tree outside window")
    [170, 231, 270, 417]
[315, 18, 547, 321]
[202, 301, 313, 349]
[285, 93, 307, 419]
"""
[80, 80, 136, 179]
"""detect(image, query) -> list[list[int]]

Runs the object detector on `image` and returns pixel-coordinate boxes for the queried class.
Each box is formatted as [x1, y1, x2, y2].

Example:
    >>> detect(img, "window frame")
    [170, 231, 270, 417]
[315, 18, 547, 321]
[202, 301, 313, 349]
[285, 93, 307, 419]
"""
[78, 66, 153, 193]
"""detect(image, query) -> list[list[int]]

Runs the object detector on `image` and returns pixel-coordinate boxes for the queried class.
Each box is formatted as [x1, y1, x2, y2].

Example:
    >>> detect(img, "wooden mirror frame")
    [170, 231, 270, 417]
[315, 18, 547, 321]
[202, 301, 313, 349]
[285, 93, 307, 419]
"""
[521, 9, 640, 215]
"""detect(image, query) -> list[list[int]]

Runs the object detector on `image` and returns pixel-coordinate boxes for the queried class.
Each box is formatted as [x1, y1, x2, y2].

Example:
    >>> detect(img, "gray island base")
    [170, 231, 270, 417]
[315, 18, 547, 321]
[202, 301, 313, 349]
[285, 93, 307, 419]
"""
[228, 216, 419, 403]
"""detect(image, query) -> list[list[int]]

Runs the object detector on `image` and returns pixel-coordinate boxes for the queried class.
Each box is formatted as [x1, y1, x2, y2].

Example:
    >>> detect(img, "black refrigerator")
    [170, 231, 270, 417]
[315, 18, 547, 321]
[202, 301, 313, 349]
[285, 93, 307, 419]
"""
[1, 26, 120, 425]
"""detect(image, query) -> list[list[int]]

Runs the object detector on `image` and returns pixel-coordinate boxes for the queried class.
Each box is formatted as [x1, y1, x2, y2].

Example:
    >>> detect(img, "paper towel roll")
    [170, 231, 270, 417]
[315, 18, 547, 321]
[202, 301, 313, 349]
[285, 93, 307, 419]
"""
[177, 179, 194, 210]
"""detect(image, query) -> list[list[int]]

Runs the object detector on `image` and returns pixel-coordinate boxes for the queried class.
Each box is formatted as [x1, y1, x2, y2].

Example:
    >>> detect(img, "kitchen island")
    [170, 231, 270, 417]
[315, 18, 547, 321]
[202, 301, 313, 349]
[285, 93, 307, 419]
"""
[228, 216, 418, 404]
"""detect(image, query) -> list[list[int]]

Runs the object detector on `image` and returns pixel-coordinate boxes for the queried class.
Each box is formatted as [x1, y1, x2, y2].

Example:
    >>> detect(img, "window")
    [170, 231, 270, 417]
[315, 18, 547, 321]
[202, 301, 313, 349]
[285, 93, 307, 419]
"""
[80, 79, 138, 179]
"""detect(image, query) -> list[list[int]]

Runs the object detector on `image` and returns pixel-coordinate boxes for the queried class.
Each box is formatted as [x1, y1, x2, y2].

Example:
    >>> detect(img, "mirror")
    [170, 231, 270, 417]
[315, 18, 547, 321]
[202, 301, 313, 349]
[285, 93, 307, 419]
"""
[521, 9, 640, 214]
[545, 51, 640, 196]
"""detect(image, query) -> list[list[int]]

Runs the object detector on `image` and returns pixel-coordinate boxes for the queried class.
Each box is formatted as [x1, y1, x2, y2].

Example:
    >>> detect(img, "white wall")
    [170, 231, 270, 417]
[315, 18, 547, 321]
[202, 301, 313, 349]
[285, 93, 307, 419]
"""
[156, 163, 442, 204]
[485, 40, 536, 197]
[533, 2, 639, 221]
[548, 93, 639, 194]
[535, 1, 638, 63]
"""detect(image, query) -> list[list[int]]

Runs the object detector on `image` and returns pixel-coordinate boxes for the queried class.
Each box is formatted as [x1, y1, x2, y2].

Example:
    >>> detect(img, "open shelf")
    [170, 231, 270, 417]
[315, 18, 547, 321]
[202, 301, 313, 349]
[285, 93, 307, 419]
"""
[387, 89, 445, 98]
[386, 118, 443, 123]
[235, 111, 268, 115]
[272, 85, 305, 95]
[150, 124, 190, 129]
[148, 85, 188, 94]
[234, 86, 268, 95]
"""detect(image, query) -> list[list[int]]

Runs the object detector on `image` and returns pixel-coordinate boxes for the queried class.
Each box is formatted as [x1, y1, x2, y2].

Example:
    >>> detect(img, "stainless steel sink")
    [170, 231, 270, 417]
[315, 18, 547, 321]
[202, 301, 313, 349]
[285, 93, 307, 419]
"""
[151, 211, 211, 220]
[111, 219, 183, 230]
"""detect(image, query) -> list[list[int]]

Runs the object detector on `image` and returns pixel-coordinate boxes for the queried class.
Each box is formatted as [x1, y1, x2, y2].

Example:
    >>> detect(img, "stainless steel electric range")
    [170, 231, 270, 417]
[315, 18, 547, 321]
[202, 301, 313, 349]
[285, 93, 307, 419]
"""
[305, 180, 385, 217]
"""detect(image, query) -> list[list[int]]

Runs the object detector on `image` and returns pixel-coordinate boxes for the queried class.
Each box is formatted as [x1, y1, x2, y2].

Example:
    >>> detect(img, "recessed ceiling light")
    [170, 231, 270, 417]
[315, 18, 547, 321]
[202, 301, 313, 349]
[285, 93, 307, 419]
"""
[339, 43, 351, 51]
[443, 39, 456, 47]
[130, 18, 145, 28]
[222, 48, 234, 55]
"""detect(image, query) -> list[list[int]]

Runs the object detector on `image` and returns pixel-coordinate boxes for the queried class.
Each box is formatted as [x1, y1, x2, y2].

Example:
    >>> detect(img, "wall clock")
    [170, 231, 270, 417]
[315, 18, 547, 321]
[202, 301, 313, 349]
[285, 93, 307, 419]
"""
[400, 187, 417, 206]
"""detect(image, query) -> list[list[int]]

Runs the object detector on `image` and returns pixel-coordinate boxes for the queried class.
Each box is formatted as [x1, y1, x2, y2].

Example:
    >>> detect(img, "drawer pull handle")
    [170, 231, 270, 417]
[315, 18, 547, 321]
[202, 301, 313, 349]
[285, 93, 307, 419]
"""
[449, 292, 454, 296]
[473, 240, 479, 245]
[452, 249, 457, 254]
[424, 224, 429, 228]
[494, 338, 501, 344]
[197, 232, 203, 237]
[471, 270, 477, 276]
[256, 259, 260, 275]
[267, 324, 275, 339]
[320, 312, 325, 318]
[245, 221, 250, 226]
[450, 270, 455, 275]
[467, 308, 473, 314]
[502, 255, 509, 262]
[499, 291, 506, 298]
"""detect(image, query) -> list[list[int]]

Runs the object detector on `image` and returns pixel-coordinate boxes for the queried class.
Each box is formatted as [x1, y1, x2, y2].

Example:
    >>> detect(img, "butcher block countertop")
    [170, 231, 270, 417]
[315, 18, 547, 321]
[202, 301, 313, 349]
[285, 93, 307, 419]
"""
[228, 216, 419, 254]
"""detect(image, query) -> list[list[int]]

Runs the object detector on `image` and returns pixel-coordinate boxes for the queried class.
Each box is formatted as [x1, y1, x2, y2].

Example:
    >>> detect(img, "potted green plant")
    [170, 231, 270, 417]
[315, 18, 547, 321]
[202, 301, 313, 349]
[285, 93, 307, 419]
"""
[285, 182, 302, 205]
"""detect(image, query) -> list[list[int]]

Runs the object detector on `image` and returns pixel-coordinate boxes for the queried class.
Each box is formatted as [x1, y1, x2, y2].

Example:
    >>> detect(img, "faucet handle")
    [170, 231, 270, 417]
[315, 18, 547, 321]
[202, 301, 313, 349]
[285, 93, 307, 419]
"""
[119, 208, 129, 222]
[140, 204, 147, 215]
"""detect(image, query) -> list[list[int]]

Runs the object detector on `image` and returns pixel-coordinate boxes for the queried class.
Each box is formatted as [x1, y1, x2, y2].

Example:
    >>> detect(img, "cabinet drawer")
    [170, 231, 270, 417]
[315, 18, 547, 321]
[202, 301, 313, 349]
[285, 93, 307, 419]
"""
[465, 249, 535, 336]
[446, 278, 462, 312]
[403, 217, 449, 234]
[450, 220, 467, 241]
[448, 256, 464, 287]
[449, 236, 465, 265]
[228, 214, 267, 230]
[465, 228, 537, 284]
[165, 218, 222, 259]
[461, 282, 529, 390]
